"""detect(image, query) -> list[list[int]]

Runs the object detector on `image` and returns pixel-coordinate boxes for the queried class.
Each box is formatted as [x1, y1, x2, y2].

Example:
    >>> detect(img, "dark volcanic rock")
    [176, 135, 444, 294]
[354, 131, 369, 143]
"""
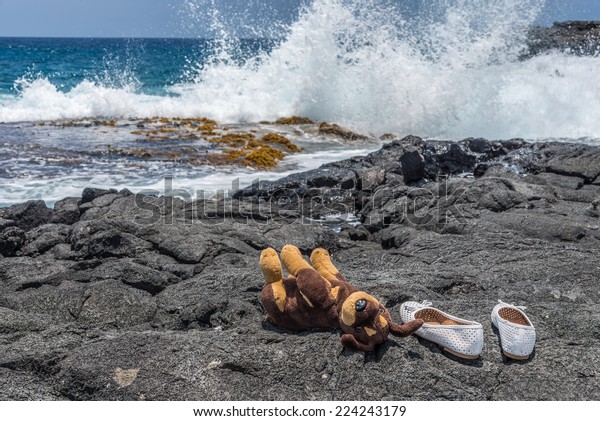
[586, 199, 600, 218]
[2, 136, 600, 401]
[529, 172, 585, 190]
[527, 21, 600, 58]
[81, 188, 119, 204]
[399, 149, 425, 183]
[1, 200, 54, 232]
[21, 224, 69, 257]
[70, 227, 153, 259]
[0, 368, 65, 400]
[0, 226, 25, 257]
[51, 198, 81, 225]
[0, 218, 15, 231]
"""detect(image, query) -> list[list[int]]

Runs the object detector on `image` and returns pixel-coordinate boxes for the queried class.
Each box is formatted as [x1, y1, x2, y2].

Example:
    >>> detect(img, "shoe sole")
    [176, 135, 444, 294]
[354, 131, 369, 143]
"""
[443, 347, 480, 360]
[503, 351, 531, 361]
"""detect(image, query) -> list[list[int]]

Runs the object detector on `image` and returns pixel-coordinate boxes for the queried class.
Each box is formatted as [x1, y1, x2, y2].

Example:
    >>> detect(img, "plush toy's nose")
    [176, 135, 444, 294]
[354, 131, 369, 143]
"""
[354, 302, 380, 327]
[367, 303, 380, 319]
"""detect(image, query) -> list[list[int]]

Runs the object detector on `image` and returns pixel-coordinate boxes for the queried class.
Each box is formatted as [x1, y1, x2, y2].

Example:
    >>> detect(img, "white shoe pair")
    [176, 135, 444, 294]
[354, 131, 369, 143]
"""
[400, 300, 536, 360]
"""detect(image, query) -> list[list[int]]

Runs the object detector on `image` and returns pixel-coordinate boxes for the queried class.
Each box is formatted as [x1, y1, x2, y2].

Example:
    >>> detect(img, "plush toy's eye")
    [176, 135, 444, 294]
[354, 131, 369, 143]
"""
[379, 307, 384, 314]
[355, 326, 363, 333]
[355, 299, 367, 312]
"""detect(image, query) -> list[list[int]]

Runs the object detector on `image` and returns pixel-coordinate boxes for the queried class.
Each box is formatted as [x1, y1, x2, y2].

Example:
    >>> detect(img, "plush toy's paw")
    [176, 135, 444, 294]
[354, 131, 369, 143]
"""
[281, 244, 313, 276]
[260, 248, 287, 313]
[389, 319, 424, 337]
[260, 248, 283, 285]
[310, 248, 347, 282]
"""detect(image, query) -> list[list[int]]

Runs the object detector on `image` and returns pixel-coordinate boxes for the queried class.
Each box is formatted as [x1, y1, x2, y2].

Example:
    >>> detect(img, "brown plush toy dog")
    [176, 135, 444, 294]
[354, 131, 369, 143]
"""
[260, 245, 423, 352]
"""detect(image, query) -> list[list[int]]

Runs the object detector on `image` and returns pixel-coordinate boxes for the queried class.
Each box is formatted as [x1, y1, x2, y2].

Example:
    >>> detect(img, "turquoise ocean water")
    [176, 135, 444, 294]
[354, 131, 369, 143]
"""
[0, 37, 274, 98]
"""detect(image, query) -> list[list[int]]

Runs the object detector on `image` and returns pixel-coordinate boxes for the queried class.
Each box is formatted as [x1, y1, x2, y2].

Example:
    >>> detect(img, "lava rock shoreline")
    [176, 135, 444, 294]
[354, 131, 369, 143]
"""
[1, 136, 599, 400]
[526, 21, 600, 57]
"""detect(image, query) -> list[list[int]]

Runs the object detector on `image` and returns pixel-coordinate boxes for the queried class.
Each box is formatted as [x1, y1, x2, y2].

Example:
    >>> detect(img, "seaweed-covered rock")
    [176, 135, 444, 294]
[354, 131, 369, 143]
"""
[318, 122, 369, 141]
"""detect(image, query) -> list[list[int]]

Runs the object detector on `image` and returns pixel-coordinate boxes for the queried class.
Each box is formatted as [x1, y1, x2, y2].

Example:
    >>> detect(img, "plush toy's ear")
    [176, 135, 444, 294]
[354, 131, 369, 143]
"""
[341, 334, 375, 353]
[310, 248, 347, 282]
[389, 319, 424, 337]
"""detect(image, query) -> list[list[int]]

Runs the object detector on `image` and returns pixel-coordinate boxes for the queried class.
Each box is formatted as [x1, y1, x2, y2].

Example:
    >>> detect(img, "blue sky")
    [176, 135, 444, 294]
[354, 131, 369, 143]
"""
[0, 0, 599, 38]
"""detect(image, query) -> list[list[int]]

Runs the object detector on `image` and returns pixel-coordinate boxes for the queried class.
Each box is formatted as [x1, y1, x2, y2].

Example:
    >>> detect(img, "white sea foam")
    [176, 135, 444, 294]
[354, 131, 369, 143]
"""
[1, 0, 599, 141]
[0, 146, 377, 207]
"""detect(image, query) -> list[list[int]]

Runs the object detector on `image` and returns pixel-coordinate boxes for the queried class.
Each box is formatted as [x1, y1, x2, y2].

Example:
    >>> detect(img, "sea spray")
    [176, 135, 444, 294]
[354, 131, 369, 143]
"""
[183, 0, 600, 139]
[1, 0, 599, 140]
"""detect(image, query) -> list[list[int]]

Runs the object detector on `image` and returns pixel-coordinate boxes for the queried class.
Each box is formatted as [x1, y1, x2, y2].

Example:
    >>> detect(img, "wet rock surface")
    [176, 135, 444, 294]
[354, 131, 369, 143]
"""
[1, 137, 600, 401]
[526, 21, 600, 57]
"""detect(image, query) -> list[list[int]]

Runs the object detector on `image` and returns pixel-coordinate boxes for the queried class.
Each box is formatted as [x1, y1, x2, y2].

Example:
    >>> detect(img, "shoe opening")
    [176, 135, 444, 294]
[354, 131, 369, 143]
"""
[414, 308, 468, 326]
[498, 307, 531, 326]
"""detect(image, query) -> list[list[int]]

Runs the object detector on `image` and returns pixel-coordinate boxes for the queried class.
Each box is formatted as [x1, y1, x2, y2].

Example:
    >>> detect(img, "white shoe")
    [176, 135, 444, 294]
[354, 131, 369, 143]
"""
[491, 300, 536, 360]
[400, 301, 484, 360]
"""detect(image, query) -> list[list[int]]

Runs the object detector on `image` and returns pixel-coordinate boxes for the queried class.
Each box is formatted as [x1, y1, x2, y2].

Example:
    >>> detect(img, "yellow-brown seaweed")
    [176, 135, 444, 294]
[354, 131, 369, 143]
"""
[275, 116, 314, 125]
[244, 146, 285, 169]
[261, 133, 302, 153]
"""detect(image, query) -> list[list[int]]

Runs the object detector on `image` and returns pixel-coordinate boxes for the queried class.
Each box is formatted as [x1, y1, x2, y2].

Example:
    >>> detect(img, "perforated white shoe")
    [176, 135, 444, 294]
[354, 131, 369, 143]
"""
[400, 301, 484, 360]
[491, 300, 536, 360]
